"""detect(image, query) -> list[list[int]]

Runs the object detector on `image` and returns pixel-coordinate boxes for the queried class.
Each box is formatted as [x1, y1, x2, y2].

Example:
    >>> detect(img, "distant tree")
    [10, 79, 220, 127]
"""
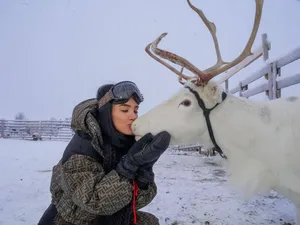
[15, 112, 26, 120]
[0, 118, 6, 138]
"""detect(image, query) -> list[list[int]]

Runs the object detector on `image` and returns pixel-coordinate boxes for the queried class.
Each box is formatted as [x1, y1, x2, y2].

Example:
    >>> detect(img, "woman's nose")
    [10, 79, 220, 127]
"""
[129, 112, 138, 121]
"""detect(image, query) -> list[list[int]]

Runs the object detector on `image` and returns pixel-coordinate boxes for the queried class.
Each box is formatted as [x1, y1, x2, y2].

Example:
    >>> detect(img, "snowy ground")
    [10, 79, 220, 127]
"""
[0, 139, 297, 225]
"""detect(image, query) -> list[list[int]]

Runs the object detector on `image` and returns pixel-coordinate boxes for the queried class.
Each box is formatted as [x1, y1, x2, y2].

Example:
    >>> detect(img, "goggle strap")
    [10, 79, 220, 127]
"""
[98, 91, 113, 108]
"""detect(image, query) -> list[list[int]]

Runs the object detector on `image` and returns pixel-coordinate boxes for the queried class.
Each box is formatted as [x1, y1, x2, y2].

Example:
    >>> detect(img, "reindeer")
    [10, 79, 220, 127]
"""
[132, 0, 300, 223]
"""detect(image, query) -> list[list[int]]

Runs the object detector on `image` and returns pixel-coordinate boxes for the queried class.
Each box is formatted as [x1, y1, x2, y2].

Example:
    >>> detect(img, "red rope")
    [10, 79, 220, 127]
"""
[132, 180, 139, 224]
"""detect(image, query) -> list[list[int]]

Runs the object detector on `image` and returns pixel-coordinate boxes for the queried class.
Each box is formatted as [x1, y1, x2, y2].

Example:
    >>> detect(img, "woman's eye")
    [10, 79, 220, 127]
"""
[121, 110, 128, 113]
[180, 99, 191, 107]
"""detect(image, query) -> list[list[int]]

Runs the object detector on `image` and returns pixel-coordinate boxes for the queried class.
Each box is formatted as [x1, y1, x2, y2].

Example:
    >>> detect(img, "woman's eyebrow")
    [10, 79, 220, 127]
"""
[119, 104, 130, 107]
[119, 104, 139, 109]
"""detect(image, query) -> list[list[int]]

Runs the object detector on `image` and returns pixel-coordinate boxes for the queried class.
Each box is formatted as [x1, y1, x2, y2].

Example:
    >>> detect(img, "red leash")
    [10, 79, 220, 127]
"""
[132, 180, 139, 224]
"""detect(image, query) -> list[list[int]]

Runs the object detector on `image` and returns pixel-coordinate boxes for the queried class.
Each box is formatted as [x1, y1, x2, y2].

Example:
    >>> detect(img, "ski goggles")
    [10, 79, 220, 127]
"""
[98, 81, 144, 108]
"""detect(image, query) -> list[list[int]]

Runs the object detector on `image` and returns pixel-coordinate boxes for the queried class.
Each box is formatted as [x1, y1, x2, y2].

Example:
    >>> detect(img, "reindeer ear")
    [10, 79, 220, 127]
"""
[205, 82, 223, 104]
[210, 85, 218, 95]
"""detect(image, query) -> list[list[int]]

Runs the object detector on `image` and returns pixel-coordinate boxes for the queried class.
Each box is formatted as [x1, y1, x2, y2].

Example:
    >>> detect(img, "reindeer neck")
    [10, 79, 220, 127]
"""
[209, 94, 267, 155]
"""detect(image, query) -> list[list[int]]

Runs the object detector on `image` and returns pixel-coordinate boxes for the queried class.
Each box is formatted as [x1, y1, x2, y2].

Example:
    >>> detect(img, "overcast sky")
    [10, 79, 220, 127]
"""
[1, 0, 300, 120]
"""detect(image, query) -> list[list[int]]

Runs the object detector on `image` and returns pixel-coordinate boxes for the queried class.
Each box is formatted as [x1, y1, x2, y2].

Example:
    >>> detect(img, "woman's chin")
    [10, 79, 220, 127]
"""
[120, 129, 134, 136]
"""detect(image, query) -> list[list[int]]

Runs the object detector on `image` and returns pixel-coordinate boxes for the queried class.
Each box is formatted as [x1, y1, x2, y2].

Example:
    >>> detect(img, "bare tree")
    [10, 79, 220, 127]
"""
[0, 119, 6, 138]
[15, 112, 26, 120]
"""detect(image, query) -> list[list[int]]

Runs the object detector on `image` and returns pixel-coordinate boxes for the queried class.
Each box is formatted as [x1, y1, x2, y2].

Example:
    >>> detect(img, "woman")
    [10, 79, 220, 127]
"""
[38, 81, 171, 225]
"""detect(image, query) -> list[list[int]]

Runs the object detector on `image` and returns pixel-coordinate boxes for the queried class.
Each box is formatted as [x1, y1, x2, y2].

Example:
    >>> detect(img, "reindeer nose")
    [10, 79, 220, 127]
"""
[131, 122, 137, 133]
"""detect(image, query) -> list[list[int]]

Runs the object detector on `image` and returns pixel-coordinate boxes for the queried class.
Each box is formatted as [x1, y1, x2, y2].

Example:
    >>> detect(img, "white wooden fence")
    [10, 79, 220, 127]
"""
[225, 46, 300, 100]
[0, 120, 74, 141]
[1, 36, 299, 147]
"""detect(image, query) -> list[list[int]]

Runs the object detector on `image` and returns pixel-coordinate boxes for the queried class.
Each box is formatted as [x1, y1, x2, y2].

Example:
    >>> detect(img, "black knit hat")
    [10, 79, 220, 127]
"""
[96, 84, 114, 101]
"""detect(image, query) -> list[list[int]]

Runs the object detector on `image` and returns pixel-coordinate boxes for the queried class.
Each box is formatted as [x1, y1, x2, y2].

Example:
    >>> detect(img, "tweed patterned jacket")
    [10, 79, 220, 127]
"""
[49, 99, 157, 225]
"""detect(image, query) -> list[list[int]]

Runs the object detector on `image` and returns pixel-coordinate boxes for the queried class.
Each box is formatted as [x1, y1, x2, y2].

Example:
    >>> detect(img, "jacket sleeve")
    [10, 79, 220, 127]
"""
[135, 182, 157, 210]
[58, 154, 133, 216]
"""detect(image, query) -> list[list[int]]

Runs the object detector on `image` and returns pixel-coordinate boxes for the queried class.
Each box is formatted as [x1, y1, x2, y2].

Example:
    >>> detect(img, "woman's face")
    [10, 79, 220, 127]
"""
[112, 97, 139, 135]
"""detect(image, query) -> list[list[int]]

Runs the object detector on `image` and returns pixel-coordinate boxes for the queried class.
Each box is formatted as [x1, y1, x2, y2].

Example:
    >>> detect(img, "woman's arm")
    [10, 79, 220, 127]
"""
[53, 154, 133, 216]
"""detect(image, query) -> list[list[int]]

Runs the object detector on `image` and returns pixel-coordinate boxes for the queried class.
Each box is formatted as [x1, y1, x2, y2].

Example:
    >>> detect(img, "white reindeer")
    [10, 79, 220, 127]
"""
[132, 0, 300, 223]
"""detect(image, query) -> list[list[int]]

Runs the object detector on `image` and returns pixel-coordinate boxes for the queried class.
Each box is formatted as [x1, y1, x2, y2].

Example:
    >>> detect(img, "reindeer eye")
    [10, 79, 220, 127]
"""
[180, 99, 191, 107]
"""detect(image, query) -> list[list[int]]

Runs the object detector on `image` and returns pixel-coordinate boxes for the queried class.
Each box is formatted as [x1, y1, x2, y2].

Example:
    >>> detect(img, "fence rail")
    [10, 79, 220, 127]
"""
[0, 119, 208, 153]
[229, 46, 300, 100]
[0, 120, 73, 141]
[1, 42, 300, 155]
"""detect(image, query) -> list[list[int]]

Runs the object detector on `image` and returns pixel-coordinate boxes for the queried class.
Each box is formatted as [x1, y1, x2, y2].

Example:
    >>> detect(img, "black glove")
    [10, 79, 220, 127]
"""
[135, 161, 156, 189]
[115, 133, 152, 179]
[135, 149, 162, 189]
[116, 131, 171, 180]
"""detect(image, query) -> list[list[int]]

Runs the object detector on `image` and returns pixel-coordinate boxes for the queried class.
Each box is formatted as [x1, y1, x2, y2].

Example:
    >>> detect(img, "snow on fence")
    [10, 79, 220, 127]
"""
[0, 120, 73, 141]
[218, 33, 271, 87]
[228, 46, 300, 99]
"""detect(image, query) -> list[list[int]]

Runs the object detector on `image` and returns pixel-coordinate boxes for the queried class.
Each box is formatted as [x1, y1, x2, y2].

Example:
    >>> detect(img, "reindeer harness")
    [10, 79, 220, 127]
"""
[186, 86, 228, 159]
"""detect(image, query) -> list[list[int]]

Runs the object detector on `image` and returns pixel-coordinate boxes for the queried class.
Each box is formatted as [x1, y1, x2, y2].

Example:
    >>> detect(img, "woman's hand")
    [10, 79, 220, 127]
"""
[116, 131, 171, 180]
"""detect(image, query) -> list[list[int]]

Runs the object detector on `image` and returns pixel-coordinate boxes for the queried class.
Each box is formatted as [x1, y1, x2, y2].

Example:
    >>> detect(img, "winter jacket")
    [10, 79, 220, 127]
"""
[38, 99, 157, 225]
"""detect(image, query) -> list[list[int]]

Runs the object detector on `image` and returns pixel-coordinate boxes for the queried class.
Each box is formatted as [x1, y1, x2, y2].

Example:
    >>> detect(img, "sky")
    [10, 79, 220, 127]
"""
[0, 0, 300, 120]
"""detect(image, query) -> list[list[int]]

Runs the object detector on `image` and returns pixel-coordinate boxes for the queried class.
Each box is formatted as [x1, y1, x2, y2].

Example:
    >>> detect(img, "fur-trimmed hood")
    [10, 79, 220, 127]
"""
[70, 98, 105, 156]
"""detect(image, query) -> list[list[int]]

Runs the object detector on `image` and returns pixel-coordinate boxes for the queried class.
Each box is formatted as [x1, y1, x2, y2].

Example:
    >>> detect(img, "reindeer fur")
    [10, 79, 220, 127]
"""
[132, 80, 300, 223]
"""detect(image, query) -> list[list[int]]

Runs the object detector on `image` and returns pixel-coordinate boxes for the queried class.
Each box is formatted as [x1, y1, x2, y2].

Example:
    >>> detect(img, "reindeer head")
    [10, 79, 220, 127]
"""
[132, 80, 225, 146]
[132, 0, 264, 146]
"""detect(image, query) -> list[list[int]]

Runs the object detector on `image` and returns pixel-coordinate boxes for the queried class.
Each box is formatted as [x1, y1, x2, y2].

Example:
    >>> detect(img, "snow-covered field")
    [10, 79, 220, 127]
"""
[0, 139, 297, 225]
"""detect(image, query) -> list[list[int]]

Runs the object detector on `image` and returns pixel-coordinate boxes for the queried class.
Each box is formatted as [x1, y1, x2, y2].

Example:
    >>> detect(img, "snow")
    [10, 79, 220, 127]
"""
[0, 139, 297, 225]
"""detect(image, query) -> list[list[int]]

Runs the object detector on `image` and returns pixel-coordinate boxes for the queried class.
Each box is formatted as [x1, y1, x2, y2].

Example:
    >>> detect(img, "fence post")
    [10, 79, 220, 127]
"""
[225, 80, 229, 93]
[272, 62, 280, 99]
[267, 63, 273, 100]
[239, 81, 243, 97]
[262, 33, 270, 62]
[39, 121, 42, 138]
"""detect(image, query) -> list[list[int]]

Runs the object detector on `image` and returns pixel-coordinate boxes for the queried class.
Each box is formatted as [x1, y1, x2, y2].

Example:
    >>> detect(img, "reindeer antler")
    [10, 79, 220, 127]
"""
[145, 0, 264, 86]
